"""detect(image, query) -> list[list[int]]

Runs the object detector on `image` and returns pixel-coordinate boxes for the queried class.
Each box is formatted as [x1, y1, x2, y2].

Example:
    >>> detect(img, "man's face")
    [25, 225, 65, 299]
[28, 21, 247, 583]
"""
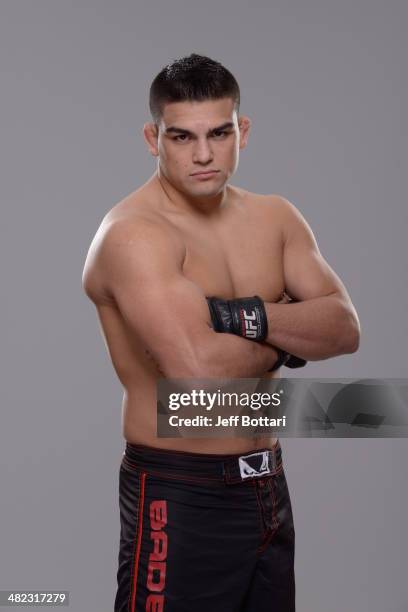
[144, 97, 251, 198]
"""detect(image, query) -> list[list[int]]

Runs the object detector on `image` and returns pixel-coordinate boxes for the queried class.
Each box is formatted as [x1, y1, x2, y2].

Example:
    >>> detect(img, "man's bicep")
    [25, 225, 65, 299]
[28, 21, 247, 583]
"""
[102, 222, 212, 376]
[280, 197, 351, 301]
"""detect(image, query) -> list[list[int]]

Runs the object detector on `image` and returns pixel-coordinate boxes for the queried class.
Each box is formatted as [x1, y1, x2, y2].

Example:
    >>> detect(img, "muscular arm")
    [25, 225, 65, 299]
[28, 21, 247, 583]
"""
[262, 197, 361, 360]
[99, 219, 279, 378]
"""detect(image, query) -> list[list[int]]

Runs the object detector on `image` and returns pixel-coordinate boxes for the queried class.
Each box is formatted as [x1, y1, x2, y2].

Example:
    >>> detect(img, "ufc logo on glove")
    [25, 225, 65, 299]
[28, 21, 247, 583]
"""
[241, 307, 259, 339]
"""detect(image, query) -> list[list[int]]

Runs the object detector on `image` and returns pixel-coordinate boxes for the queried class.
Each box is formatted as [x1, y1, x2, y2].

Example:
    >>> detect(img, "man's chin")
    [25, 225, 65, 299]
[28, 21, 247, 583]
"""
[191, 187, 225, 200]
[185, 178, 227, 195]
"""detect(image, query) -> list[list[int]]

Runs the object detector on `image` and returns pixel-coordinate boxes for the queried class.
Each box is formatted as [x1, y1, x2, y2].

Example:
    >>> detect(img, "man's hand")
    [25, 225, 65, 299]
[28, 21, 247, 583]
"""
[277, 292, 292, 305]
[206, 292, 307, 370]
[206, 296, 268, 341]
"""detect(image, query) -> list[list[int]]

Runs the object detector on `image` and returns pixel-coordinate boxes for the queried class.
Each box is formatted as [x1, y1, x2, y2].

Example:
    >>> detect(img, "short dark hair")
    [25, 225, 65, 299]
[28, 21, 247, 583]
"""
[149, 53, 240, 124]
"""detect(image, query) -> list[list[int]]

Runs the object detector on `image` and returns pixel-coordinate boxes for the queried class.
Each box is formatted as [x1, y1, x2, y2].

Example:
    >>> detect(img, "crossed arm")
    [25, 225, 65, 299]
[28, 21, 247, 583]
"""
[95, 219, 280, 378]
[95, 198, 360, 378]
[261, 197, 360, 360]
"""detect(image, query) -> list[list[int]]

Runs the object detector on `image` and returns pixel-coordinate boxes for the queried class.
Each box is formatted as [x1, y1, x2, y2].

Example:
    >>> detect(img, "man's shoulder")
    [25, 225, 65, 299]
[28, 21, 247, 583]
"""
[233, 186, 294, 210]
[82, 194, 182, 303]
[97, 185, 179, 245]
[234, 188, 300, 225]
[98, 209, 183, 270]
[251, 192, 303, 226]
[103, 187, 163, 227]
[234, 190, 305, 248]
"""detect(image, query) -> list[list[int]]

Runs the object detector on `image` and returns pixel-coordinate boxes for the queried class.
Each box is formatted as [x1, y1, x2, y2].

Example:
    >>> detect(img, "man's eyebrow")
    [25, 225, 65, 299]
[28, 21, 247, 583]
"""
[164, 122, 235, 135]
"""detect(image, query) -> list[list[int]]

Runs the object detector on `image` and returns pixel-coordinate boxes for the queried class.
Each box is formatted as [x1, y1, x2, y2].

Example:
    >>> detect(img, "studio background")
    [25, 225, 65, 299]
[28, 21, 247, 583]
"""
[0, 1, 407, 611]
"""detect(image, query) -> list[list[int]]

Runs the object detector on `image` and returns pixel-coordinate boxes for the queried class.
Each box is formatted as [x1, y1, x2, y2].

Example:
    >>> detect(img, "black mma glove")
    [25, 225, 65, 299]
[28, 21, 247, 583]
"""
[286, 354, 307, 368]
[206, 296, 268, 341]
[206, 294, 307, 370]
[269, 348, 290, 371]
[269, 350, 307, 371]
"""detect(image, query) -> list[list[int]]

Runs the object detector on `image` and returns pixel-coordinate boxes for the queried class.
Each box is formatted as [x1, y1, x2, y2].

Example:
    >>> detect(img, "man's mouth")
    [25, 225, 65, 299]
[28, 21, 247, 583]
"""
[191, 170, 219, 178]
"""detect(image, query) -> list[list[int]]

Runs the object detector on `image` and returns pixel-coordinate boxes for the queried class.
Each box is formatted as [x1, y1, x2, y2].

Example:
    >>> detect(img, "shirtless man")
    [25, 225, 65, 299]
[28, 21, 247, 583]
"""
[82, 54, 360, 612]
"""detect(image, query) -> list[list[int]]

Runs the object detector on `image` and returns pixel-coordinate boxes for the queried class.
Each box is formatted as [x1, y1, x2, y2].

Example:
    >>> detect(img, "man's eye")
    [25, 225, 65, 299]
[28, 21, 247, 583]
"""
[174, 135, 188, 141]
[173, 131, 230, 142]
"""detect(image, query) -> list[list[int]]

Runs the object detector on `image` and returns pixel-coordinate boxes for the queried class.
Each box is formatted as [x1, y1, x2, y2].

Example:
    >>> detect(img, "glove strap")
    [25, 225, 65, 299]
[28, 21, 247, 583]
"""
[206, 298, 232, 333]
[269, 350, 307, 371]
[268, 348, 290, 371]
[229, 296, 268, 341]
[286, 354, 307, 368]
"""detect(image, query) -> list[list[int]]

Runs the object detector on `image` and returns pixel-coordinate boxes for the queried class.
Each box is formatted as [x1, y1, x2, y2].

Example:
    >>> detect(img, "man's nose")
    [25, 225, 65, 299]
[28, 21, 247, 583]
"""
[192, 138, 214, 163]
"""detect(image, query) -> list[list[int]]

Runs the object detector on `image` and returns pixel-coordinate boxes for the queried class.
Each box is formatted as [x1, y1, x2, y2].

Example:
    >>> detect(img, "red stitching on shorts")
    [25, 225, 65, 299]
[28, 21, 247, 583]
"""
[270, 476, 279, 533]
[122, 458, 223, 485]
[254, 484, 267, 539]
[257, 473, 281, 554]
[129, 472, 146, 612]
[126, 472, 141, 612]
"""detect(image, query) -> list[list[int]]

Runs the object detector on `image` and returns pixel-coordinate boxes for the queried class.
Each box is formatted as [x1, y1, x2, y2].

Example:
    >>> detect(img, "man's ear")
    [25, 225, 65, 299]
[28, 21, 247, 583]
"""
[143, 122, 159, 156]
[238, 115, 251, 150]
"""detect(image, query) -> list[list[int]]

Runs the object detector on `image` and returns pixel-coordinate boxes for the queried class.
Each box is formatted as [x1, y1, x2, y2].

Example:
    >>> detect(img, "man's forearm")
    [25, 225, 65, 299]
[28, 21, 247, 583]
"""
[153, 324, 280, 379]
[263, 293, 360, 360]
[197, 330, 279, 377]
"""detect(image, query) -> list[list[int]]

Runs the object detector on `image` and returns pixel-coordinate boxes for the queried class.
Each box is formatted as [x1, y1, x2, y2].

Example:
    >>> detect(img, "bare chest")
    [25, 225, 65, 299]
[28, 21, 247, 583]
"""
[176, 203, 285, 302]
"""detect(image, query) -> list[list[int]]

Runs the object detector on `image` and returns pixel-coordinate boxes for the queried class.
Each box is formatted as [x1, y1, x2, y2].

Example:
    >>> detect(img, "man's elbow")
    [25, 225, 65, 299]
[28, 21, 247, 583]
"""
[339, 317, 361, 355]
[344, 330, 360, 354]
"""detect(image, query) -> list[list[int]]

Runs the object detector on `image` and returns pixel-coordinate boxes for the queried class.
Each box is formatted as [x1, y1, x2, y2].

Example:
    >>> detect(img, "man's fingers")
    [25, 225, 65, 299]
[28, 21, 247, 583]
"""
[277, 291, 292, 304]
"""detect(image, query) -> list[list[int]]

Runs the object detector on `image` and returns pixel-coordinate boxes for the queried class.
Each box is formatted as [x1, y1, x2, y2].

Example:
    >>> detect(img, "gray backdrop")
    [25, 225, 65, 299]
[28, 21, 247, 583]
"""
[1, 1, 407, 611]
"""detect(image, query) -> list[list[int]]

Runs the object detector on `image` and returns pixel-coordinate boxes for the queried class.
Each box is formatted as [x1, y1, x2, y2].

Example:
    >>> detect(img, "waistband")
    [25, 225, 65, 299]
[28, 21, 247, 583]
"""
[122, 439, 283, 484]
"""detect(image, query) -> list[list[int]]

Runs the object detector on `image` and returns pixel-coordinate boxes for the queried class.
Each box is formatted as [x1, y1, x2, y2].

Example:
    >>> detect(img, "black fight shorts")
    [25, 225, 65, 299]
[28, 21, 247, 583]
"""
[114, 439, 295, 612]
